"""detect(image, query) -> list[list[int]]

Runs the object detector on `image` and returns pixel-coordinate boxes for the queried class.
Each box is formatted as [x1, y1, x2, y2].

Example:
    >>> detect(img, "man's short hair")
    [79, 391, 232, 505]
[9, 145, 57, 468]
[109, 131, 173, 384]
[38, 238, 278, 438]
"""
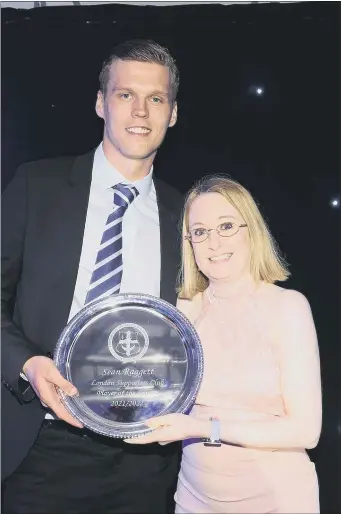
[99, 39, 179, 102]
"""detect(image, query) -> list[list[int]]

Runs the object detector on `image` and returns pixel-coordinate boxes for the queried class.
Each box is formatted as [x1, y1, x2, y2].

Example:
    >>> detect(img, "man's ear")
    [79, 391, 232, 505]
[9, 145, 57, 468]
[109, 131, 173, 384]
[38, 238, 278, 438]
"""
[169, 102, 178, 127]
[95, 91, 105, 120]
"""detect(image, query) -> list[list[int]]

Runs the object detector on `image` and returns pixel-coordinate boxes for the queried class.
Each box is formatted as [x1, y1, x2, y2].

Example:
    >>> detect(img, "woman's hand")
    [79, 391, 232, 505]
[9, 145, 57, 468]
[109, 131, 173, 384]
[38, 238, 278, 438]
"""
[124, 413, 209, 445]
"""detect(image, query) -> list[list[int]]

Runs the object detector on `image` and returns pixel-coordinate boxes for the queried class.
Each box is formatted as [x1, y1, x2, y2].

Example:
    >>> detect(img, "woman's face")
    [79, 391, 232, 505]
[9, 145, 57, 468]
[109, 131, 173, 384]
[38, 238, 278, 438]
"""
[187, 192, 251, 282]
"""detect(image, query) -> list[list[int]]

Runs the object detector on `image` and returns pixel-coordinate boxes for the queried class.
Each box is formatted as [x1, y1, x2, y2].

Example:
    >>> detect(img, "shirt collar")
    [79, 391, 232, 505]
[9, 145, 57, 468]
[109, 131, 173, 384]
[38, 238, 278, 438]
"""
[93, 143, 153, 198]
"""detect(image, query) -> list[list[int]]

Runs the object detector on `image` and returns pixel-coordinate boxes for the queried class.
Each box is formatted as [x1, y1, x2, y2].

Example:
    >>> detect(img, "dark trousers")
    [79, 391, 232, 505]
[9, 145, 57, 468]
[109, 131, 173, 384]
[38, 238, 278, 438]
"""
[2, 420, 181, 514]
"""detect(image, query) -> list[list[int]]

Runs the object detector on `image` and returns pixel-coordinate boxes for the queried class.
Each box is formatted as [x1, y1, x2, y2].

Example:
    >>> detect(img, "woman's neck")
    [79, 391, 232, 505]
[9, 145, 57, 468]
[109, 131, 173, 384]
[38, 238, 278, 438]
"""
[208, 273, 258, 300]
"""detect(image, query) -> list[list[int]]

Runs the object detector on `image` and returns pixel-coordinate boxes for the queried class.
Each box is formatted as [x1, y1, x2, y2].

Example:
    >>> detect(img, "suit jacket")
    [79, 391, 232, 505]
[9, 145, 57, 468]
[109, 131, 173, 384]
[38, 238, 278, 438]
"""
[1, 150, 184, 480]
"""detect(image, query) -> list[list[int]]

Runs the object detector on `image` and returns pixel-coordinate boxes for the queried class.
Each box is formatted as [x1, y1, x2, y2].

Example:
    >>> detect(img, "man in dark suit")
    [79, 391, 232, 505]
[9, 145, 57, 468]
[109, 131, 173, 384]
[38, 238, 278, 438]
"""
[1, 39, 183, 513]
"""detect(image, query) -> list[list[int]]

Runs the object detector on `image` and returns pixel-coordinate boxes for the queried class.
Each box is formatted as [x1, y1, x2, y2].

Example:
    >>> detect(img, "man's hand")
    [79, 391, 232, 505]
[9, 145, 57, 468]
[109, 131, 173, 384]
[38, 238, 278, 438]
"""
[23, 356, 83, 428]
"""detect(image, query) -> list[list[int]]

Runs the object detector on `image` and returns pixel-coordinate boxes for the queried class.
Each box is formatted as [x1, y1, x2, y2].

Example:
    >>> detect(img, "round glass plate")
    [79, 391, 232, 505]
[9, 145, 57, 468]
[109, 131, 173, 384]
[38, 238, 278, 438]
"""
[54, 293, 204, 438]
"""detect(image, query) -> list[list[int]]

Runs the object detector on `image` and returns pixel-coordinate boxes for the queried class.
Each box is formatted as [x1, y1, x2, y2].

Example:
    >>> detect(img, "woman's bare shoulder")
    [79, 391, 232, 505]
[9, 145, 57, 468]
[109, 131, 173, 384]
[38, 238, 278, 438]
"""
[259, 283, 312, 328]
[176, 292, 204, 323]
[260, 283, 309, 306]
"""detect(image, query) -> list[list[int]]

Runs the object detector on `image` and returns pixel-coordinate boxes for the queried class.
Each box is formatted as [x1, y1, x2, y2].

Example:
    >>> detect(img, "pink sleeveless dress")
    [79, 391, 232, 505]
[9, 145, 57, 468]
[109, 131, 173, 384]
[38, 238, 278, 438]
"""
[175, 288, 319, 513]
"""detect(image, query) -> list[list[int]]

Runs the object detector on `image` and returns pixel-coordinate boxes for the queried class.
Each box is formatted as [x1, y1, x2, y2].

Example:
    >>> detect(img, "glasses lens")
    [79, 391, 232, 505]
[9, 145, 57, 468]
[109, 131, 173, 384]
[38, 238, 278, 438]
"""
[190, 229, 207, 243]
[217, 222, 238, 237]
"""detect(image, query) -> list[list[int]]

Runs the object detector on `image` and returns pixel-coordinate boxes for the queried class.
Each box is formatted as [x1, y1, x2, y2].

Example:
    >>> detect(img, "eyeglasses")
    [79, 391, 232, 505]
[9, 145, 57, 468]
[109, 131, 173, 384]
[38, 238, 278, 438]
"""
[185, 222, 247, 244]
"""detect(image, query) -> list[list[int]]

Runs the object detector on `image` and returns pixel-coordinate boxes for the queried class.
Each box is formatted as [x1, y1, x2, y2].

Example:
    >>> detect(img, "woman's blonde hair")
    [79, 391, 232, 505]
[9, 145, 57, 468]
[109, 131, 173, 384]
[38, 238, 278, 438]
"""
[178, 175, 290, 299]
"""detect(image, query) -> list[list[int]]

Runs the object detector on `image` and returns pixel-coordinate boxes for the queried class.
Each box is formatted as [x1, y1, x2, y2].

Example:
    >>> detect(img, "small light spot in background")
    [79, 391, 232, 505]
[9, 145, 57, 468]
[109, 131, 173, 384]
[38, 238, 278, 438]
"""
[248, 85, 265, 96]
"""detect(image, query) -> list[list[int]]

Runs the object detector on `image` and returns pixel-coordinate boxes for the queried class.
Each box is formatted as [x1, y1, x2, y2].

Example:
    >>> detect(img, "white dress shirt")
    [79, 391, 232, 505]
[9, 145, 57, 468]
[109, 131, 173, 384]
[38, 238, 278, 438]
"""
[68, 143, 161, 320]
[45, 143, 161, 419]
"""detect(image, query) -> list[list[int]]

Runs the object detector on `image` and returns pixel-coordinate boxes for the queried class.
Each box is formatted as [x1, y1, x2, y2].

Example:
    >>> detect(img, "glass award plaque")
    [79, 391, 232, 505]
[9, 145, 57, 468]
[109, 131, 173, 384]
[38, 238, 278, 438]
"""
[54, 294, 203, 439]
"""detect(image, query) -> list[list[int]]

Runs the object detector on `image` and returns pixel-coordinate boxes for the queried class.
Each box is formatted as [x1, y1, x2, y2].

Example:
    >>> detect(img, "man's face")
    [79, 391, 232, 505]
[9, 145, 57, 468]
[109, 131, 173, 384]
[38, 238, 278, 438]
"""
[96, 59, 177, 162]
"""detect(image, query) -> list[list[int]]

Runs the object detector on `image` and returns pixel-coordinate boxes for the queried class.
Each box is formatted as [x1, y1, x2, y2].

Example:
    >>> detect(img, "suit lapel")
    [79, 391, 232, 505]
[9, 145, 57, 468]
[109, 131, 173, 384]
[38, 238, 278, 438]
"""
[49, 152, 94, 337]
[154, 179, 182, 306]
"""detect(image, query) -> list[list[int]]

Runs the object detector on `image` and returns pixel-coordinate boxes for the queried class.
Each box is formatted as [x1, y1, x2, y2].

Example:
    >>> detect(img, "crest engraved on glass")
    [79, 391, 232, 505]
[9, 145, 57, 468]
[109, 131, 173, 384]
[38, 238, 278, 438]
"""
[108, 323, 150, 363]
[54, 294, 204, 439]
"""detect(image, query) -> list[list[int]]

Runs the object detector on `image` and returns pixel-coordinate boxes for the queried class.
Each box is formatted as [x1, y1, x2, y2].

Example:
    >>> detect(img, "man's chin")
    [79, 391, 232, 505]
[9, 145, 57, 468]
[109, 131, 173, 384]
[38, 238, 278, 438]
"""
[122, 148, 158, 161]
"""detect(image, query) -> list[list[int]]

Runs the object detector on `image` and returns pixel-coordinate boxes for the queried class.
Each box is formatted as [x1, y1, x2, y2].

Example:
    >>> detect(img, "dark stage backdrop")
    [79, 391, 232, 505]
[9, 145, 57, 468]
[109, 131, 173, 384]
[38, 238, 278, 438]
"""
[2, 1, 340, 511]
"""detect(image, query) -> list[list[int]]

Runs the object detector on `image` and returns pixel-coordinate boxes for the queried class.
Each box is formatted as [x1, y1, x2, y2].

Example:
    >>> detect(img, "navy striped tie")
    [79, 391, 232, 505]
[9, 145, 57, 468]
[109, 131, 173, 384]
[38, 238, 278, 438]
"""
[85, 183, 139, 304]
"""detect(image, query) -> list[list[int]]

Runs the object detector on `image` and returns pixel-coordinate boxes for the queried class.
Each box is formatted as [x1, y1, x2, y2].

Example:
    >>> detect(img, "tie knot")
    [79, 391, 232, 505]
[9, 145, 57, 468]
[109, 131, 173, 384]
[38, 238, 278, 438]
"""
[113, 183, 139, 208]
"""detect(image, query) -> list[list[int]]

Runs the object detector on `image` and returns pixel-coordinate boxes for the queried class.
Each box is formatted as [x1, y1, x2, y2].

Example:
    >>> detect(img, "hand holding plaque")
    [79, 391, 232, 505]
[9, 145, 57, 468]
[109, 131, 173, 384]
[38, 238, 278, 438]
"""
[124, 412, 210, 445]
[54, 294, 203, 438]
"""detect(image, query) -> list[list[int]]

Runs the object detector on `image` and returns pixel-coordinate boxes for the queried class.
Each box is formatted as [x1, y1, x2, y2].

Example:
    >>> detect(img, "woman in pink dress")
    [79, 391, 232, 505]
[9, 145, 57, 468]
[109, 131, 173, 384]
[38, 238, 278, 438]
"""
[126, 175, 322, 513]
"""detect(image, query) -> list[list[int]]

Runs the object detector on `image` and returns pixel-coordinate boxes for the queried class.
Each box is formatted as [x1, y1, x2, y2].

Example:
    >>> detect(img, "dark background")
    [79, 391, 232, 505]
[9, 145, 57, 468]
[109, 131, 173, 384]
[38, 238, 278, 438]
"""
[2, 1, 340, 511]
